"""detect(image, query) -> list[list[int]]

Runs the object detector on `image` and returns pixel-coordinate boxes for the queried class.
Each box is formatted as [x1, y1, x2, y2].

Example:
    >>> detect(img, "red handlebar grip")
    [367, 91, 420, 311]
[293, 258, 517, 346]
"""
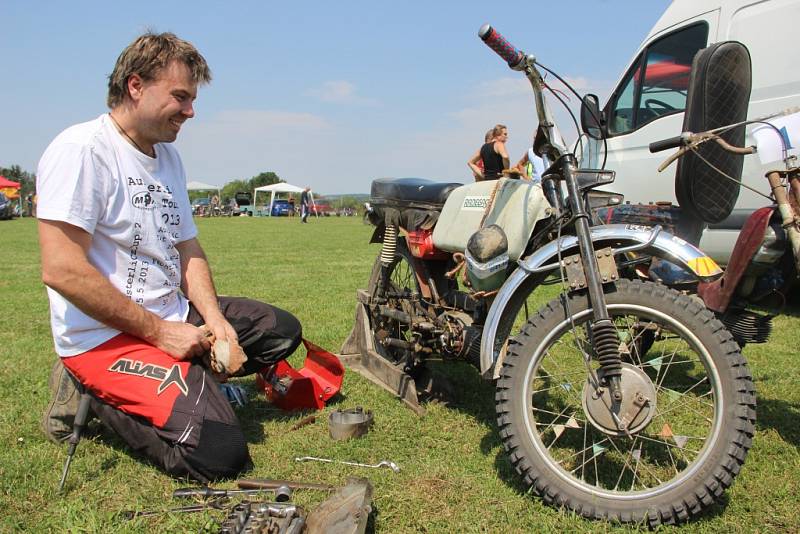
[478, 24, 524, 67]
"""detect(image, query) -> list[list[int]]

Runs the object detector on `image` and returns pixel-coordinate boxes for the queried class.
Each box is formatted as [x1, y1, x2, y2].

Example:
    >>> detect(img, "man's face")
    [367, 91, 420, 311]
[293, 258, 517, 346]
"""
[134, 61, 198, 145]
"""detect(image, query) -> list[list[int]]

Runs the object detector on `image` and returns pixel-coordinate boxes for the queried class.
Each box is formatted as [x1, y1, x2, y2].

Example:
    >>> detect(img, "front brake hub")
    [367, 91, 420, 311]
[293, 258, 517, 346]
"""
[582, 363, 657, 436]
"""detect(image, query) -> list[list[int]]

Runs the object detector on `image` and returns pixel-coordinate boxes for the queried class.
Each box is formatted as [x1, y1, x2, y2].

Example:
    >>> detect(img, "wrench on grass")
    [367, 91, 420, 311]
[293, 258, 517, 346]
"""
[295, 456, 401, 473]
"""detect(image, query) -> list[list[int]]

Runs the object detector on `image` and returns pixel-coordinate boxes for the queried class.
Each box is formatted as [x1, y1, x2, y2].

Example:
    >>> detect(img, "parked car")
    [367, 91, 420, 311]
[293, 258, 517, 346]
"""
[0, 192, 13, 220]
[235, 191, 254, 216]
[311, 202, 335, 216]
[270, 199, 292, 216]
[191, 197, 210, 215]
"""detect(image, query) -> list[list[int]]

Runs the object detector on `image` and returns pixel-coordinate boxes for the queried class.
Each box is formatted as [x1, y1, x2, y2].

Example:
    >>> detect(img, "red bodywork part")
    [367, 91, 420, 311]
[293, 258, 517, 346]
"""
[256, 339, 344, 411]
[406, 230, 449, 259]
[698, 207, 775, 312]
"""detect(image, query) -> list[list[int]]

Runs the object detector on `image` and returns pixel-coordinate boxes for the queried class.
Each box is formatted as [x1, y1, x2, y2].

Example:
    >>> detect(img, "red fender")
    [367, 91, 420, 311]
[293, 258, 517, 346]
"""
[698, 207, 775, 312]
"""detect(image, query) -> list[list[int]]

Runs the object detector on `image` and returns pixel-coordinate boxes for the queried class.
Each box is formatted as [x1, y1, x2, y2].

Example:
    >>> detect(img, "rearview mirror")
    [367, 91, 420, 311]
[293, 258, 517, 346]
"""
[580, 94, 605, 140]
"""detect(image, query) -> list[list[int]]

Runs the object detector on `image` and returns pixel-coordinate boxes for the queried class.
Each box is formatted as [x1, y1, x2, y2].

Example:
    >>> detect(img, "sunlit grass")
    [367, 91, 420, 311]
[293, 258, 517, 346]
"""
[0, 216, 798, 532]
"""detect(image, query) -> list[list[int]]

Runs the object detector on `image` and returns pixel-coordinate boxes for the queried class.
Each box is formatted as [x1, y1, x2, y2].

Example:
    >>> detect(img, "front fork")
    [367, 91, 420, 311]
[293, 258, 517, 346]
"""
[561, 155, 624, 403]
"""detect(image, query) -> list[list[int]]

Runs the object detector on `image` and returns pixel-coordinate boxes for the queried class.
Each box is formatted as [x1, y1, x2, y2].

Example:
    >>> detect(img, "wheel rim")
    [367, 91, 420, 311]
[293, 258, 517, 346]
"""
[372, 253, 419, 360]
[520, 303, 724, 500]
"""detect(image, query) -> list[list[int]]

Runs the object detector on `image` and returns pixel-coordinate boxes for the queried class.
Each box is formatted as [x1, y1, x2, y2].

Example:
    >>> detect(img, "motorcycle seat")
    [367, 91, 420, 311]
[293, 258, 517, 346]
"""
[370, 178, 463, 208]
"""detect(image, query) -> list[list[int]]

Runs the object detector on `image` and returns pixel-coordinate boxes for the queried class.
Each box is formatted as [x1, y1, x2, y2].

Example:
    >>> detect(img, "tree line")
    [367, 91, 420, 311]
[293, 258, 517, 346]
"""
[3, 165, 365, 211]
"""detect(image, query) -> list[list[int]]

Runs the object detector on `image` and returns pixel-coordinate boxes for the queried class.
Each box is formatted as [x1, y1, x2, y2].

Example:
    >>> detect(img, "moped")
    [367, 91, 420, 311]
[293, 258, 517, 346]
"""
[341, 25, 755, 526]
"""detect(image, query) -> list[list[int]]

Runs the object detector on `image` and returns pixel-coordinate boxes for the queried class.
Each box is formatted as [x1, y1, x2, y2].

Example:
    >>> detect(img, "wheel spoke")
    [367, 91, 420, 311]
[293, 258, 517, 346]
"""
[604, 434, 666, 487]
[654, 342, 682, 390]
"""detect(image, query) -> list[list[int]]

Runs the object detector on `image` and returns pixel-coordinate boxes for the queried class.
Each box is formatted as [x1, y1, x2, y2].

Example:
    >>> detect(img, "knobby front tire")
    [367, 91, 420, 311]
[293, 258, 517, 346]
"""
[496, 279, 755, 526]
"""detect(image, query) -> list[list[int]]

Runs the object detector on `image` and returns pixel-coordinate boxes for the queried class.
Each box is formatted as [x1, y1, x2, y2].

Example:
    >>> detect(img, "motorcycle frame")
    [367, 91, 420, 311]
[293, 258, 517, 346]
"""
[469, 49, 724, 378]
[478, 223, 722, 377]
[376, 54, 724, 379]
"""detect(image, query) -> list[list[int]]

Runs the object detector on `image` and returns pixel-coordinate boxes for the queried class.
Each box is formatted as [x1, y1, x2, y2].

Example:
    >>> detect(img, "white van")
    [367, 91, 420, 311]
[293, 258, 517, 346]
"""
[582, 0, 800, 263]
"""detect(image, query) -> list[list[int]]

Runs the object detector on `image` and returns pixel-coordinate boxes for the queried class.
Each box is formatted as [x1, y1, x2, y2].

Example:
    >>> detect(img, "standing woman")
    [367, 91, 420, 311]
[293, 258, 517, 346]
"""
[468, 124, 510, 181]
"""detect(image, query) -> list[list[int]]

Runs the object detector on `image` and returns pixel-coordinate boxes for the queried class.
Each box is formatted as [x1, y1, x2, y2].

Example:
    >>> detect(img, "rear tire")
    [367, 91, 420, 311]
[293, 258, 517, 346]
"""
[495, 279, 755, 526]
[366, 241, 423, 363]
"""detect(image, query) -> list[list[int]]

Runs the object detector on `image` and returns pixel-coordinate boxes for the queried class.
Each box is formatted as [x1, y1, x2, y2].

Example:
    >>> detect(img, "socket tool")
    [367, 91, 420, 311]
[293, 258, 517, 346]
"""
[173, 485, 293, 502]
[237, 478, 335, 492]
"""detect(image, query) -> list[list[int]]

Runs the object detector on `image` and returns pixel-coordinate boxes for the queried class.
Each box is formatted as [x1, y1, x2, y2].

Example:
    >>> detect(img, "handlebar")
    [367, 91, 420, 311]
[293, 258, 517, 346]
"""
[649, 134, 689, 153]
[478, 24, 524, 68]
[652, 130, 756, 172]
[477, 24, 570, 165]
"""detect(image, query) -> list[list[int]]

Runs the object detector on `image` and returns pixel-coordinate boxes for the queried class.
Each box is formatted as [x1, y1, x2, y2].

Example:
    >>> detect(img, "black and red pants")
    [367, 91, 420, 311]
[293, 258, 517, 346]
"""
[62, 296, 302, 482]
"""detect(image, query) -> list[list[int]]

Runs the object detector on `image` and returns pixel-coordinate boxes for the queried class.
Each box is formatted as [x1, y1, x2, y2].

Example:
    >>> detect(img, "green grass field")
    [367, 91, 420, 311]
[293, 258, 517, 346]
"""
[1, 216, 798, 533]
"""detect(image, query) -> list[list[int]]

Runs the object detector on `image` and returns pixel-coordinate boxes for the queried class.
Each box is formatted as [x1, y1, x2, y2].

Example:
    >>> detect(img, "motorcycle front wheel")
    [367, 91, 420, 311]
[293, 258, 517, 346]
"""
[496, 279, 755, 527]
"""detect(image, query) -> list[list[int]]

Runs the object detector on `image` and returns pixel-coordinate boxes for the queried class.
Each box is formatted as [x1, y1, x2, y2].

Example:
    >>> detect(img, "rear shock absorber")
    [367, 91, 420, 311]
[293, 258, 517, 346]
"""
[591, 319, 623, 402]
[380, 224, 398, 266]
[375, 224, 398, 299]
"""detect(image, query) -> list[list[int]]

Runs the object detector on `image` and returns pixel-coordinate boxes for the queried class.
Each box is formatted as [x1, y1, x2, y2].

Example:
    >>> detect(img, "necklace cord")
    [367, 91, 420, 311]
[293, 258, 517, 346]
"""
[109, 114, 154, 157]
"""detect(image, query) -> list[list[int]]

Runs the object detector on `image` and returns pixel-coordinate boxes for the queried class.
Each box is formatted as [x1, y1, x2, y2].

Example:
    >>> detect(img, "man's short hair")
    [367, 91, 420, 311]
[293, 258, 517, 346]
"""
[484, 128, 494, 143]
[107, 31, 212, 109]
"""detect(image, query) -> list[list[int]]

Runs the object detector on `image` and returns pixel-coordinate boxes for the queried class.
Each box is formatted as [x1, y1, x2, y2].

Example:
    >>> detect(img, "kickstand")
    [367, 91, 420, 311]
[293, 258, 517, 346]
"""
[58, 387, 92, 493]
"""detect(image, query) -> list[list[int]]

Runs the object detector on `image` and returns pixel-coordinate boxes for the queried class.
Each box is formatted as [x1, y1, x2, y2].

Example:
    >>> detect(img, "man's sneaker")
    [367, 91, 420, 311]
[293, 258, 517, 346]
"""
[42, 359, 82, 443]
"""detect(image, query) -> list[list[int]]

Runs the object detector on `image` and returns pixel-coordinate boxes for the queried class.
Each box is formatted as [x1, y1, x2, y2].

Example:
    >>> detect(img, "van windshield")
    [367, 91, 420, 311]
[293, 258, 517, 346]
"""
[608, 22, 708, 135]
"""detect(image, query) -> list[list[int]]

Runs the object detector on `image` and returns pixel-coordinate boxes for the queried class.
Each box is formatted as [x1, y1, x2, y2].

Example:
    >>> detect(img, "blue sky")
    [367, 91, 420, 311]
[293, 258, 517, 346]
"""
[1, 1, 670, 194]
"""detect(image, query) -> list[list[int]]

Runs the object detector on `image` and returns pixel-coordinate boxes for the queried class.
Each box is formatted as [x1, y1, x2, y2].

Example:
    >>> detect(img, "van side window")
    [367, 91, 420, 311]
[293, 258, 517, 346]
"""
[608, 57, 642, 135]
[607, 22, 708, 136]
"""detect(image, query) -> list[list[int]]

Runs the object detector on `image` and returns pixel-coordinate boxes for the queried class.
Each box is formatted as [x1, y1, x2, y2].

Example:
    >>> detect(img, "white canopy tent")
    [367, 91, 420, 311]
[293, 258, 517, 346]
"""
[186, 180, 221, 195]
[253, 182, 315, 216]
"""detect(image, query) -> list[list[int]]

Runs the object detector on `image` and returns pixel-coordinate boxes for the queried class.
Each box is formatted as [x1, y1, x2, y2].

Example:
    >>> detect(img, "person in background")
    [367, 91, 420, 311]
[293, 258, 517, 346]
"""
[514, 132, 546, 184]
[467, 124, 510, 181]
[300, 187, 311, 223]
[210, 192, 220, 216]
[469, 128, 495, 181]
[288, 194, 296, 217]
[37, 31, 303, 482]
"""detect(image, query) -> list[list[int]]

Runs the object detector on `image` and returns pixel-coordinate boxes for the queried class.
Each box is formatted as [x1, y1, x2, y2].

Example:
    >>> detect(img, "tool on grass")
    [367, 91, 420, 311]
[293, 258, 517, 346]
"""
[236, 478, 336, 492]
[220, 501, 304, 534]
[295, 456, 401, 473]
[328, 407, 373, 440]
[290, 414, 317, 431]
[57, 385, 92, 492]
[120, 500, 227, 520]
[173, 485, 293, 502]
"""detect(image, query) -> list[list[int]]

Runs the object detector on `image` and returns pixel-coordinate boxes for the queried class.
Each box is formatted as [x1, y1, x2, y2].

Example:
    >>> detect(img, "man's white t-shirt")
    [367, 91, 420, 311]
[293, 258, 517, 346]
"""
[37, 114, 198, 356]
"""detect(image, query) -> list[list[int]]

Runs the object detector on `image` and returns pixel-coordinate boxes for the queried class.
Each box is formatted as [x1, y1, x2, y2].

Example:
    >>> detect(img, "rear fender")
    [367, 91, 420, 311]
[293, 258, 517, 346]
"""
[479, 224, 721, 376]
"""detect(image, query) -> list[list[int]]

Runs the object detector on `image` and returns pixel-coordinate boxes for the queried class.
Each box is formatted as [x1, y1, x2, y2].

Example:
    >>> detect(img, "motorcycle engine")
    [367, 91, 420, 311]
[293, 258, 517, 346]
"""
[439, 311, 482, 363]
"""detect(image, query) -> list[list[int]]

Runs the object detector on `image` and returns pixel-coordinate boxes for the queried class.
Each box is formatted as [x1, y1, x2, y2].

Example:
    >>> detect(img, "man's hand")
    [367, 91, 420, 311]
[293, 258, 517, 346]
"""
[152, 320, 212, 361]
[200, 315, 246, 376]
[203, 314, 239, 347]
